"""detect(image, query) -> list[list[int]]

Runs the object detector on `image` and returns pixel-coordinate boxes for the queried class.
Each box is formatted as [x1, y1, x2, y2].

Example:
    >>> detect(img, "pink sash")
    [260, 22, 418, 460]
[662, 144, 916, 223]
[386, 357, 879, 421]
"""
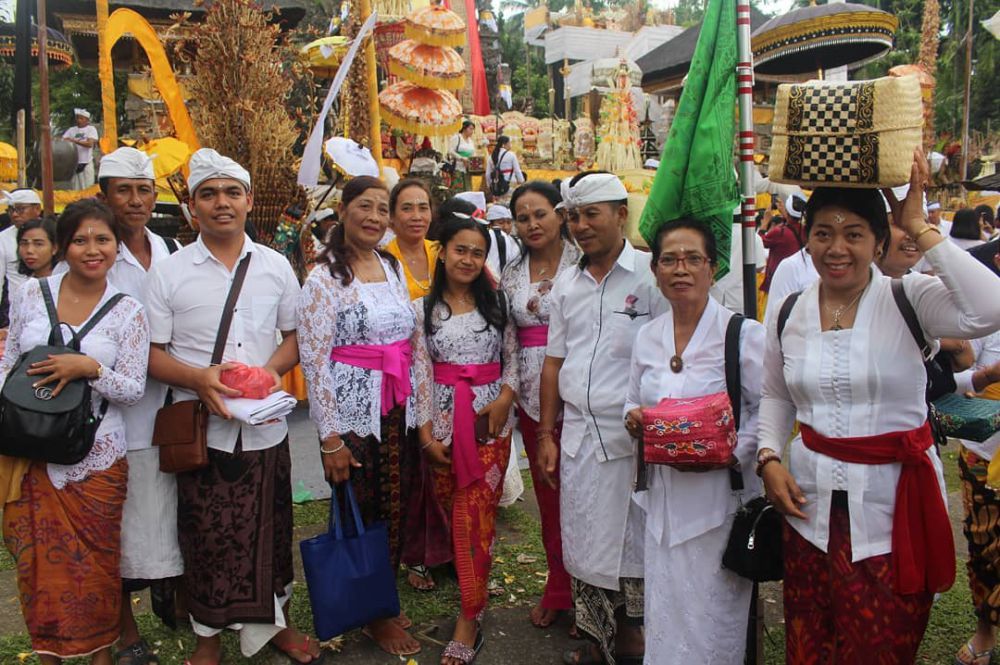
[331, 339, 412, 416]
[517, 325, 548, 348]
[432, 361, 502, 488]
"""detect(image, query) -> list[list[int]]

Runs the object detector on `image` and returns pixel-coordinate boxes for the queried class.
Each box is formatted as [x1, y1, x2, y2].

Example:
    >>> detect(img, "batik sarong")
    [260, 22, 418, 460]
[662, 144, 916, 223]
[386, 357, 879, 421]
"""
[3, 458, 128, 658]
[783, 499, 933, 665]
[176, 436, 293, 628]
[338, 406, 417, 568]
[572, 576, 644, 665]
[960, 445, 1000, 625]
[431, 434, 511, 620]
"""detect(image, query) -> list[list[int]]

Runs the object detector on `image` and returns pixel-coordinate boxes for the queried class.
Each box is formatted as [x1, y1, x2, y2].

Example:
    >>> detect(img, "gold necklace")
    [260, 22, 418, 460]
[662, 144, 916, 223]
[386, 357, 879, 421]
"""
[824, 287, 866, 330]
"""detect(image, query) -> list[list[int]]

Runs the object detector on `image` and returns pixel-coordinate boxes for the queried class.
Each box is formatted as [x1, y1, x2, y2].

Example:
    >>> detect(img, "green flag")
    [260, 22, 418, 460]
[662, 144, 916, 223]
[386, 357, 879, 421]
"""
[638, 0, 739, 278]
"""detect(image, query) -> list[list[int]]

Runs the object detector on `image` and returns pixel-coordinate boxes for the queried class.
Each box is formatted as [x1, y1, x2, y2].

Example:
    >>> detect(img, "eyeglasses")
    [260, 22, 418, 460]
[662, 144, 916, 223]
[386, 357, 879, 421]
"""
[10, 205, 36, 215]
[657, 253, 708, 270]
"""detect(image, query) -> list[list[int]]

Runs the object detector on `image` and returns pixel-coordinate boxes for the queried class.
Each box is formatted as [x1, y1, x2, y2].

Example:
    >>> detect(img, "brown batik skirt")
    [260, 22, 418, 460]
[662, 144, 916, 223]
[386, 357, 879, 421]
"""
[176, 436, 293, 629]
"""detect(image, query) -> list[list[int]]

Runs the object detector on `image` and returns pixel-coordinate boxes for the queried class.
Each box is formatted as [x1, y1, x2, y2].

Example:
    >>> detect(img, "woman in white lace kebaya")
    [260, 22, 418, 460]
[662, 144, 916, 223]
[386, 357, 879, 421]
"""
[0, 199, 149, 662]
[623, 219, 764, 664]
[414, 216, 519, 665]
[297, 176, 423, 658]
[500, 182, 579, 628]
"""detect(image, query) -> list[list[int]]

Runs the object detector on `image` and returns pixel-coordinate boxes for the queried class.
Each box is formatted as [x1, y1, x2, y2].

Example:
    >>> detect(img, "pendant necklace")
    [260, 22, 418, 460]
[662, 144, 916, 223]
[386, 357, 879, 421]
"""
[826, 287, 865, 331]
[669, 355, 684, 373]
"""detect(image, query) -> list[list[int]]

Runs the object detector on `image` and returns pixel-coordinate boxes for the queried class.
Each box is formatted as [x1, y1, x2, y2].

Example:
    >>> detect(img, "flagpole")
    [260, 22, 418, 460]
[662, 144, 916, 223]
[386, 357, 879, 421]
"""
[736, 0, 757, 320]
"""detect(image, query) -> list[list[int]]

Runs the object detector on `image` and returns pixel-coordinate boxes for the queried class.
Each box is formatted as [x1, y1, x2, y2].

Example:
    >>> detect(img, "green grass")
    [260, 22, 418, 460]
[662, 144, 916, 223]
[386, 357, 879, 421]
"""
[0, 469, 547, 663]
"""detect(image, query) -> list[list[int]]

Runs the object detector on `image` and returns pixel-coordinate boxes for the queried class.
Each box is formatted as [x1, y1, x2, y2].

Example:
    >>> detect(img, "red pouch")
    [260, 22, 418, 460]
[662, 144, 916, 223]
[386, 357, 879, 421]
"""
[219, 363, 276, 400]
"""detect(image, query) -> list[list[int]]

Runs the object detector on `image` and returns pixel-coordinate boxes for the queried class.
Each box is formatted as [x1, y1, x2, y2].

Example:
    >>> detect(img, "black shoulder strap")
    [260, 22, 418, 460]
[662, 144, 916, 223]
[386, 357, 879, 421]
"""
[776, 290, 803, 346]
[725, 314, 745, 492]
[890, 278, 932, 360]
[494, 229, 507, 269]
[76, 293, 127, 342]
[39, 278, 59, 330]
[166, 237, 181, 254]
[211, 253, 252, 366]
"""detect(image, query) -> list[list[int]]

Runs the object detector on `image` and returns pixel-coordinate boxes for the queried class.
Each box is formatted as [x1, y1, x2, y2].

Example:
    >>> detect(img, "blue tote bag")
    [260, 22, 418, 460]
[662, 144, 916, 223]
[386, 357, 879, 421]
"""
[299, 481, 401, 640]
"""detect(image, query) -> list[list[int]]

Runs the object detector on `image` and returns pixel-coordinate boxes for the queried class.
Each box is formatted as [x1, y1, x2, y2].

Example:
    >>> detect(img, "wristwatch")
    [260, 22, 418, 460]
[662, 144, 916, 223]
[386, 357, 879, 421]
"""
[755, 449, 781, 477]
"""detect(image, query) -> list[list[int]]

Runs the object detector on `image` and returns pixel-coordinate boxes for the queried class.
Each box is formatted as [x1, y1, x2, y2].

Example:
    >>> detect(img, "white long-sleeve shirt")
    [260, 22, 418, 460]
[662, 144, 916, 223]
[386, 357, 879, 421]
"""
[626, 297, 764, 547]
[758, 239, 1000, 561]
[485, 149, 525, 188]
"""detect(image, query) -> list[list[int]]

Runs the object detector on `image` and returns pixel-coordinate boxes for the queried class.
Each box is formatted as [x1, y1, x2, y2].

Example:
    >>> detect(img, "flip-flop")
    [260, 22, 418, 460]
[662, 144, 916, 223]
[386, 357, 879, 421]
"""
[270, 634, 325, 663]
[362, 625, 422, 657]
[441, 628, 485, 664]
[562, 643, 605, 665]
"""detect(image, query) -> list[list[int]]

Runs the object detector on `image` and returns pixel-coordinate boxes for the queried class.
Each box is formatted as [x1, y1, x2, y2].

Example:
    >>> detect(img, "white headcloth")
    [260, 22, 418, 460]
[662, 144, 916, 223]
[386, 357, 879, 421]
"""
[3, 189, 42, 205]
[784, 193, 806, 219]
[187, 148, 251, 193]
[99, 147, 155, 181]
[486, 205, 512, 221]
[559, 173, 627, 211]
[454, 191, 487, 217]
[73, 108, 91, 119]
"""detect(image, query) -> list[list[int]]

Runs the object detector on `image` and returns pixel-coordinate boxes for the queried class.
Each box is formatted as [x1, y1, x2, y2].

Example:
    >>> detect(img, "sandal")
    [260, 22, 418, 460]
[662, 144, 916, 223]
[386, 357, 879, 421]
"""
[116, 640, 159, 665]
[956, 639, 995, 665]
[271, 634, 325, 663]
[407, 564, 436, 591]
[441, 627, 485, 664]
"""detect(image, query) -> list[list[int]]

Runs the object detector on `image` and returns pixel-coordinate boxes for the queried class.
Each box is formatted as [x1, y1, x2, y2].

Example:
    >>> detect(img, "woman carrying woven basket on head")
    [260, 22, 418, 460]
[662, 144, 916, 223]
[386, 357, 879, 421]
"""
[758, 151, 1000, 664]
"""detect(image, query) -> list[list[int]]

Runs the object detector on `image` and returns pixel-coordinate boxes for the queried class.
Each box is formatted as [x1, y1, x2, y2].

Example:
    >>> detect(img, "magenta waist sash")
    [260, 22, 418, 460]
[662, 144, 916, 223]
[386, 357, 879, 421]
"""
[517, 324, 548, 348]
[432, 361, 502, 488]
[330, 339, 412, 416]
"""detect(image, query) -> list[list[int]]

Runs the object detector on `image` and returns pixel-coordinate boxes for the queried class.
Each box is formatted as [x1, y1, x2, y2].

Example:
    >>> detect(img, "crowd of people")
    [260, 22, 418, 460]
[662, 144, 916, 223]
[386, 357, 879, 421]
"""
[1, 143, 1000, 665]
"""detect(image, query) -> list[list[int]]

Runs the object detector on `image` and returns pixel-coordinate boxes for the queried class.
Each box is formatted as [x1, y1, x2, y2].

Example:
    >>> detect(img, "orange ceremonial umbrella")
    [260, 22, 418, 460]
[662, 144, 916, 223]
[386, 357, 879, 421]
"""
[403, 4, 466, 48]
[379, 81, 463, 136]
[388, 39, 465, 90]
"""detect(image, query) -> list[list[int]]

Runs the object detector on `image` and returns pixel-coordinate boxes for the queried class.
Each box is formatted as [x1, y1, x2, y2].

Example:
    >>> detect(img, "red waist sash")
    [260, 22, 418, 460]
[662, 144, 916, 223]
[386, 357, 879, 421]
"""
[517, 325, 548, 348]
[433, 361, 502, 489]
[799, 422, 954, 595]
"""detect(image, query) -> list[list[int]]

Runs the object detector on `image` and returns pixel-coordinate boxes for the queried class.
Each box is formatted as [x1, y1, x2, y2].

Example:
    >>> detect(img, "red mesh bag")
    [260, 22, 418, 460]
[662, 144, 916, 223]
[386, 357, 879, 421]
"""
[219, 363, 276, 400]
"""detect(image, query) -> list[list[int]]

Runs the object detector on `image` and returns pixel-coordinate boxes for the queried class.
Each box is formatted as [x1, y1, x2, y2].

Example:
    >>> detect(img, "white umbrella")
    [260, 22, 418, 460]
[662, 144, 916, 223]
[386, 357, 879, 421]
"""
[983, 10, 1000, 41]
[324, 137, 380, 178]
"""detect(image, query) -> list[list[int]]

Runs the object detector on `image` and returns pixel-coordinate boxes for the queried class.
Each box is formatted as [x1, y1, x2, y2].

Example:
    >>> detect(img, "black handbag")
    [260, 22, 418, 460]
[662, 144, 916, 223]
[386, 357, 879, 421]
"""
[0, 279, 125, 465]
[721, 310, 784, 582]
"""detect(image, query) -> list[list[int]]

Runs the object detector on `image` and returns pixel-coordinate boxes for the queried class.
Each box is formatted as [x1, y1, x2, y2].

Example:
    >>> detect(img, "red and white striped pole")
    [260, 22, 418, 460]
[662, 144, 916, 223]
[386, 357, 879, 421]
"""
[736, 0, 757, 320]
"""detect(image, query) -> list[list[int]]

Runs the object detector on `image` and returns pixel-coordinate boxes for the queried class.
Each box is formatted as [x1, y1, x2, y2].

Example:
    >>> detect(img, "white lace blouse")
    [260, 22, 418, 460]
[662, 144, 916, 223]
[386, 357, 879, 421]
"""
[298, 256, 421, 441]
[413, 299, 519, 444]
[0, 275, 149, 488]
[501, 240, 581, 421]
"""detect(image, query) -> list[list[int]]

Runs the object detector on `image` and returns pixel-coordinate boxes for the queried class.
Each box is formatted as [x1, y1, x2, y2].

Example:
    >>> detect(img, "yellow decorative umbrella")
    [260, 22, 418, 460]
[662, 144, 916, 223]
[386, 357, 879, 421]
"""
[379, 81, 463, 136]
[300, 36, 350, 79]
[403, 5, 466, 48]
[388, 39, 465, 90]
[0, 142, 17, 182]
[139, 137, 192, 180]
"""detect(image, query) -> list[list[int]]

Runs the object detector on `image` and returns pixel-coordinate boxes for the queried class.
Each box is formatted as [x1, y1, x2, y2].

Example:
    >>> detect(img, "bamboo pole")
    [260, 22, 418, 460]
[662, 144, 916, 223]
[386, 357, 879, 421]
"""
[959, 0, 973, 185]
[736, 0, 757, 321]
[37, 0, 54, 214]
[358, 0, 383, 173]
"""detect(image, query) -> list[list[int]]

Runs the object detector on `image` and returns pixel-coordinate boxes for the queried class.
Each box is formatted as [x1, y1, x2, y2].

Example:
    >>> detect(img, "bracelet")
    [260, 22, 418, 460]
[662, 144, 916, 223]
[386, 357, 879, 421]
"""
[537, 431, 555, 441]
[420, 439, 435, 450]
[913, 225, 942, 242]
[320, 441, 345, 455]
[755, 450, 781, 477]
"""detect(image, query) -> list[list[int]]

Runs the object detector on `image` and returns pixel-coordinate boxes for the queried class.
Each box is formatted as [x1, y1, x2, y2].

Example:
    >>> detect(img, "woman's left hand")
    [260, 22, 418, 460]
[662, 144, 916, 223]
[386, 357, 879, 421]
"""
[477, 387, 515, 439]
[625, 407, 643, 439]
[883, 149, 933, 238]
[27, 353, 100, 397]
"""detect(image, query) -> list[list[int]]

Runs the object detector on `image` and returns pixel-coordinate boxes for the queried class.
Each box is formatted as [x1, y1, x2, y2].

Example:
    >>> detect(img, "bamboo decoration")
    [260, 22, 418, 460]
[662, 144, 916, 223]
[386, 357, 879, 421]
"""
[917, 0, 940, 152]
[344, 0, 384, 171]
[177, 0, 311, 246]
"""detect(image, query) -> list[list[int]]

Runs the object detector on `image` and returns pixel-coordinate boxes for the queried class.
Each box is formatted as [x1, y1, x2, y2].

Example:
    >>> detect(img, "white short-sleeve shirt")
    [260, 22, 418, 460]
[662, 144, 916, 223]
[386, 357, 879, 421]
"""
[109, 228, 179, 451]
[144, 234, 301, 452]
[62, 124, 100, 165]
[546, 240, 669, 461]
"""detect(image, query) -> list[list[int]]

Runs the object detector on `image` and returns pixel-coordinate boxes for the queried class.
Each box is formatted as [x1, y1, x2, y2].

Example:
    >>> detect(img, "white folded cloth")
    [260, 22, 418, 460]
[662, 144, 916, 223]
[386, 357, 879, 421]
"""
[222, 391, 297, 426]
